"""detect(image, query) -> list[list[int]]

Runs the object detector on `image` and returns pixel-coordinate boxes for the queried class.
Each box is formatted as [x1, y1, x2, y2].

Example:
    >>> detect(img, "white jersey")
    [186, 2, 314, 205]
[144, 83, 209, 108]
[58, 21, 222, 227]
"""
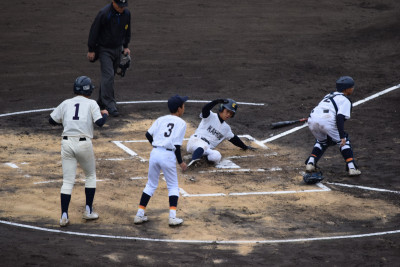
[308, 92, 352, 142]
[312, 92, 352, 121]
[148, 114, 187, 151]
[193, 111, 234, 149]
[50, 96, 103, 139]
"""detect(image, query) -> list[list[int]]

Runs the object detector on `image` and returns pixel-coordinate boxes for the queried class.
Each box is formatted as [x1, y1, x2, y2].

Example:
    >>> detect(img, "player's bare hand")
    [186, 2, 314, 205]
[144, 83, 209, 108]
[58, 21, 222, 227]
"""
[180, 162, 187, 171]
[87, 52, 95, 61]
[340, 138, 346, 147]
[101, 109, 109, 116]
[123, 47, 131, 56]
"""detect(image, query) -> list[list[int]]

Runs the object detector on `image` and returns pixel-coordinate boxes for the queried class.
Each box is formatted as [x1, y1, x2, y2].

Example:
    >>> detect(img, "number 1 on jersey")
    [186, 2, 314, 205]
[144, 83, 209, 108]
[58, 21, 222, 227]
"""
[73, 103, 80, 120]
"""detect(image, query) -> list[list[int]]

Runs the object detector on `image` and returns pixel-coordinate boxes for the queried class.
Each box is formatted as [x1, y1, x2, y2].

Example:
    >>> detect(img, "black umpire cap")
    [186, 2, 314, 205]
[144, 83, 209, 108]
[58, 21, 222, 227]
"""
[114, 0, 128, 7]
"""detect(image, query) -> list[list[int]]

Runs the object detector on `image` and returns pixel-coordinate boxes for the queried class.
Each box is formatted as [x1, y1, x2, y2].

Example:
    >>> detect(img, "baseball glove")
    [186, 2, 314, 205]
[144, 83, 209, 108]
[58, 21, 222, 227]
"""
[116, 54, 131, 77]
[303, 171, 324, 184]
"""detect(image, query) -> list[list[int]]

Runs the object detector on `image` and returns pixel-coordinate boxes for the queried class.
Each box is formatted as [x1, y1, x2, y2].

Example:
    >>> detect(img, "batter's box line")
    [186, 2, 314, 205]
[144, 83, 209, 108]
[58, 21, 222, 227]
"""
[112, 135, 268, 163]
[197, 168, 281, 173]
[33, 178, 111, 185]
[326, 182, 400, 194]
[112, 141, 147, 162]
[179, 182, 330, 197]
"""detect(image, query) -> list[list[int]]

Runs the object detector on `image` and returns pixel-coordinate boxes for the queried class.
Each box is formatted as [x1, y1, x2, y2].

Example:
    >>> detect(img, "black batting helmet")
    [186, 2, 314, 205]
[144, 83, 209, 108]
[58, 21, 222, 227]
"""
[336, 76, 355, 92]
[73, 76, 94, 96]
[219, 99, 237, 117]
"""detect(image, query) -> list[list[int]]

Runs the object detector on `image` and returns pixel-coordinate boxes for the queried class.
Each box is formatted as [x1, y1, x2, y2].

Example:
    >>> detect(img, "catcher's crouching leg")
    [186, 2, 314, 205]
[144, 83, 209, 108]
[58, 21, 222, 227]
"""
[305, 141, 328, 171]
[340, 138, 361, 176]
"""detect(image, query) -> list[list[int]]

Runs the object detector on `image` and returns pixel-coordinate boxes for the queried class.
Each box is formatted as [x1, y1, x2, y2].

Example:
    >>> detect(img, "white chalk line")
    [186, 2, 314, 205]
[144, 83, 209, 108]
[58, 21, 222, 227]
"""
[2, 90, 400, 243]
[112, 141, 147, 162]
[0, 219, 399, 244]
[327, 182, 400, 194]
[5, 162, 19, 169]
[117, 100, 265, 106]
[34, 179, 110, 185]
[180, 183, 331, 198]
[0, 100, 264, 118]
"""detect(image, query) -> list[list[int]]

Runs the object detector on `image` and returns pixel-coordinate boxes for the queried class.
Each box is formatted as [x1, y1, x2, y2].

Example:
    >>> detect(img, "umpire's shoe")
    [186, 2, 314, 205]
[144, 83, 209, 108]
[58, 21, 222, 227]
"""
[109, 109, 120, 117]
[169, 217, 183, 226]
[83, 210, 99, 220]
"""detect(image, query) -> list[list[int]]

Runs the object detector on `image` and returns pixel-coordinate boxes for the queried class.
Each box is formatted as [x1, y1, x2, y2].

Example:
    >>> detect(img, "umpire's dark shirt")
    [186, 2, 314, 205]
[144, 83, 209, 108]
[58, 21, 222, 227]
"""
[88, 3, 131, 52]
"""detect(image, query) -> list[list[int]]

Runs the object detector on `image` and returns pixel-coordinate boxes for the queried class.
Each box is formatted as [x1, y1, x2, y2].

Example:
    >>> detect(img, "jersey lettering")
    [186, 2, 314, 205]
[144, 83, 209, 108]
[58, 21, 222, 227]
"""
[207, 125, 223, 140]
[164, 123, 175, 137]
[73, 103, 80, 120]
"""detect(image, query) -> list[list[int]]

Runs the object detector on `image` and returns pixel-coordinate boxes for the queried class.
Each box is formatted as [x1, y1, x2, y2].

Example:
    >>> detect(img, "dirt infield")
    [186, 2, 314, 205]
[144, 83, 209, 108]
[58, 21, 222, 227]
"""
[1, 0, 400, 266]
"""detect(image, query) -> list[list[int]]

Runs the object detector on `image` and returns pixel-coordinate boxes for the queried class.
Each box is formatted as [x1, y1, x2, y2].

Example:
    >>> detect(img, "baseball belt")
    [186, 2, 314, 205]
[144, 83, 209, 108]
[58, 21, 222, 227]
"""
[153, 146, 173, 151]
[194, 135, 210, 145]
[63, 136, 86, 141]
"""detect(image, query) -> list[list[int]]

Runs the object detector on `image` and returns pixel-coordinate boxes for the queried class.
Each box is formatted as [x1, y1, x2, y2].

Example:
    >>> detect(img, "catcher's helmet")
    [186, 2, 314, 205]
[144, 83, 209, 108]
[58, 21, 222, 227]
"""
[336, 76, 354, 92]
[73, 76, 94, 96]
[219, 99, 237, 117]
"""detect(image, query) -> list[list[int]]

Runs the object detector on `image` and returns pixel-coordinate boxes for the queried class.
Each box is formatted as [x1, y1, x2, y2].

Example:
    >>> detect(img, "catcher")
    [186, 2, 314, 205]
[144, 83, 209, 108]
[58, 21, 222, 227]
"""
[305, 76, 361, 176]
[186, 98, 255, 167]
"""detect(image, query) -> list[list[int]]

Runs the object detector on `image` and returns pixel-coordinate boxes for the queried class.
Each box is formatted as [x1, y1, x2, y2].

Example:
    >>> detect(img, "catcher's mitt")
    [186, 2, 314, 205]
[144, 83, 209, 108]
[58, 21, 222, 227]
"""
[116, 53, 131, 77]
[303, 171, 324, 184]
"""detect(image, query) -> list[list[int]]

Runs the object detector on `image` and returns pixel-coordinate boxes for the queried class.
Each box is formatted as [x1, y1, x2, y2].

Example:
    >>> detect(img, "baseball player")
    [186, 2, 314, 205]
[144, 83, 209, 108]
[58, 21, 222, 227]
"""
[186, 98, 255, 167]
[305, 76, 361, 176]
[134, 95, 188, 226]
[49, 76, 109, 227]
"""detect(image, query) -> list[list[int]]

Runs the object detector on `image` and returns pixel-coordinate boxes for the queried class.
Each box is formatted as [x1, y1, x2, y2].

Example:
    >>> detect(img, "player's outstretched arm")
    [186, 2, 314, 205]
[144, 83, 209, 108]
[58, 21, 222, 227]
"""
[229, 135, 256, 151]
[201, 99, 228, 118]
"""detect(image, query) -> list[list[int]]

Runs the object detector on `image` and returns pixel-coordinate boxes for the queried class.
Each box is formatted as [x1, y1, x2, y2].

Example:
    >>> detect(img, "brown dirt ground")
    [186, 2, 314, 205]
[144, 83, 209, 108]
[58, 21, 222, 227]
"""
[0, 0, 399, 266]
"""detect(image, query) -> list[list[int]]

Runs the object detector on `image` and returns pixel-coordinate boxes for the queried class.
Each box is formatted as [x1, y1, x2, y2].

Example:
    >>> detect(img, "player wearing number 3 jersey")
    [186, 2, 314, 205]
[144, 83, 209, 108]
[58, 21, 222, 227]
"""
[134, 95, 188, 226]
[49, 76, 109, 227]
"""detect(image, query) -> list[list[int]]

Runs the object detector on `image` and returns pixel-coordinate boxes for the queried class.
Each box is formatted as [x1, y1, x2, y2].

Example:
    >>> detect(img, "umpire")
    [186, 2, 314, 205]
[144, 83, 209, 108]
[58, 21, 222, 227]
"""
[87, 0, 131, 117]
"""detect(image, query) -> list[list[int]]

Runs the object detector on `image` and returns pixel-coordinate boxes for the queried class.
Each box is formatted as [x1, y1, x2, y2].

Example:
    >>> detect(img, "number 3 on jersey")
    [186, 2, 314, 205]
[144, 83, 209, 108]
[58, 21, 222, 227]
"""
[164, 123, 174, 137]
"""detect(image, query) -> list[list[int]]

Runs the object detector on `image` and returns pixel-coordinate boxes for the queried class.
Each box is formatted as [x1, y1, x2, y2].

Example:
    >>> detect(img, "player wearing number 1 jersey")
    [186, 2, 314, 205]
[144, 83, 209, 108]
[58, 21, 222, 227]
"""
[49, 76, 109, 227]
[134, 95, 188, 226]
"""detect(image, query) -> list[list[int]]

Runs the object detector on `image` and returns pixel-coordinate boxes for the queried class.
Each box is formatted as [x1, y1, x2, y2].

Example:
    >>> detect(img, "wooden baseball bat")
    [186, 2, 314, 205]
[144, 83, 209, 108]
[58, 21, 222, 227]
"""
[270, 117, 308, 129]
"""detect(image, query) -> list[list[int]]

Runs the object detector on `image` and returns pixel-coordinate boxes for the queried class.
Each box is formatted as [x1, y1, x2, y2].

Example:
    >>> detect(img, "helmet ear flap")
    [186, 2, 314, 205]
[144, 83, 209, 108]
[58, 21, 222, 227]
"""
[219, 103, 224, 113]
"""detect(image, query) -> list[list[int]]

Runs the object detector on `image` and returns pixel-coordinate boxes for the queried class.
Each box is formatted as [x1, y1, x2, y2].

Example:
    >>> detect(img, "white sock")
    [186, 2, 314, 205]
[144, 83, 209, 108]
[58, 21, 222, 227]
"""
[62, 212, 68, 219]
[86, 205, 91, 213]
[348, 162, 355, 169]
[169, 209, 176, 218]
[307, 157, 315, 165]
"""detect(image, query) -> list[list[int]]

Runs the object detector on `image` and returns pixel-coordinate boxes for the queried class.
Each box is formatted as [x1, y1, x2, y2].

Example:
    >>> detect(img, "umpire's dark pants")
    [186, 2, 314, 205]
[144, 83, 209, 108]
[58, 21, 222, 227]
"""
[98, 46, 121, 112]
